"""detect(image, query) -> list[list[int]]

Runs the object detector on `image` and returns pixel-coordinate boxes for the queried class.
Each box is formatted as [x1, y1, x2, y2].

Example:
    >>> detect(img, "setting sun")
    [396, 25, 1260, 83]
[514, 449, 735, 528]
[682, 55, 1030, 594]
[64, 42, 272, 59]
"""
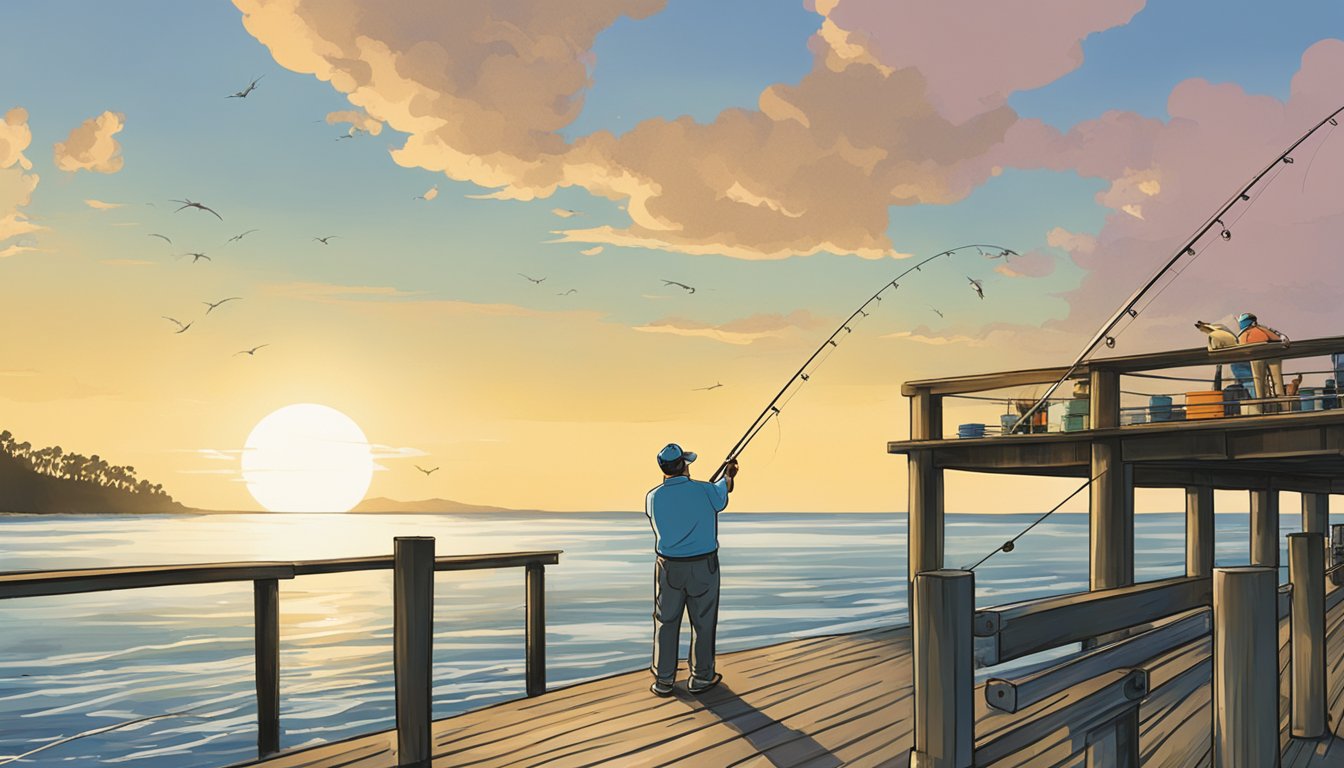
[241, 404, 373, 513]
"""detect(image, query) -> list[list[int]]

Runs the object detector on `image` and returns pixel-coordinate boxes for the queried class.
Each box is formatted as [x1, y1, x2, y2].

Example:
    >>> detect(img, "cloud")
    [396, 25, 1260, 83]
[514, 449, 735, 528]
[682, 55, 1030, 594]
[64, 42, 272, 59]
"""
[260, 280, 596, 320]
[236, 0, 1141, 261]
[261, 282, 428, 302]
[53, 111, 126, 173]
[417, 185, 438, 201]
[579, 245, 603, 256]
[994, 249, 1057, 278]
[326, 109, 384, 136]
[882, 329, 990, 347]
[84, 198, 125, 210]
[0, 243, 40, 259]
[634, 309, 825, 345]
[551, 208, 582, 218]
[0, 107, 41, 245]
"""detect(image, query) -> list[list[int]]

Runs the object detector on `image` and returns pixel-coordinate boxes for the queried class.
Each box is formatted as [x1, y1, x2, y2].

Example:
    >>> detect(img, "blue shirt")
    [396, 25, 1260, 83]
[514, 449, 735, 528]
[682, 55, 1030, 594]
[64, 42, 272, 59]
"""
[645, 476, 730, 557]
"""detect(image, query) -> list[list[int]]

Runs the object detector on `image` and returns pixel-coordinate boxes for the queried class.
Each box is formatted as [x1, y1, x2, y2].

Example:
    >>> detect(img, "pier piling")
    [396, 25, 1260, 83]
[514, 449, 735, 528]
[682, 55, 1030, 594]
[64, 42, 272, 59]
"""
[253, 578, 280, 758]
[394, 537, 435, 767]
[1249, 489, 1279, 568]
[912, 569, 972, 768]
[1186, 486, 1214, 578]
[525, 561, 546, 697]
[1213, 566, 1279, 767]
[1333, 524, 1344, 587]
[1289, 533, 1326, 737]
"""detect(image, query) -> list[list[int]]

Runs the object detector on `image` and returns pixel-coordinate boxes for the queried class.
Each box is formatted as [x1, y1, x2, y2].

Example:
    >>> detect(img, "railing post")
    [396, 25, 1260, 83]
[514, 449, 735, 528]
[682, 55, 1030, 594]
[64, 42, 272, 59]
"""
[525, 562, 546, 697]
[912, 569, 972, 768]
[1249, 488, 1279, 569]
[1303, 493, 1329, 537]
[1213, 566, 1279, 767]
[394, 537, 435, 767]
[1186, 486, 1215, 578]
[253, 578, 280, 758]
[1333, 524, 1344, 587]
[1086, 707, 1139, 768]
[911, 388, 942, 440]
[1289, 533, 1326, 738]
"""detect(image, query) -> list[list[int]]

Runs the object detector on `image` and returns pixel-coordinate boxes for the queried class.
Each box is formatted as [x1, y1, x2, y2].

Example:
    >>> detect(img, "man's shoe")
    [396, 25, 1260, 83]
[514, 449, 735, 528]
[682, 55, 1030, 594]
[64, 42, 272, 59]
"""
[650, 679, 675, 697]
[688, 673, 722, 694]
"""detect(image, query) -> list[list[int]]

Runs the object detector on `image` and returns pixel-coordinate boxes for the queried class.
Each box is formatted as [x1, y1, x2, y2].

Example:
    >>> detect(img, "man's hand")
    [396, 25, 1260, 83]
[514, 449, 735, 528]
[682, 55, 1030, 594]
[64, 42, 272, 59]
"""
[725, 459, 740, 478]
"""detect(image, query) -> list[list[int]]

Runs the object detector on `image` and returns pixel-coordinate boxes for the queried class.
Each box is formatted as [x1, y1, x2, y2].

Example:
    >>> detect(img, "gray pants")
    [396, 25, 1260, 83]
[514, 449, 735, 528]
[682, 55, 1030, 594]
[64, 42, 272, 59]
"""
[651, 553, 720, 683]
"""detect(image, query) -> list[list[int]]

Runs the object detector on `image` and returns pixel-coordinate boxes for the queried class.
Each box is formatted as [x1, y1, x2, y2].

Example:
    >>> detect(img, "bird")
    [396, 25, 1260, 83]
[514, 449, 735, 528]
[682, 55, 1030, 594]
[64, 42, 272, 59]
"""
[335, 133, 354, 141]
[226, 229, 259, 244]
[662, 279, 696, 294]
[171, 199, 223, 221]
[693, 382, 724, 391]
[518, 273, 546, 284]
[162, 316, 193, 334]
[203, 297, 242, 315]
[930, 307, 944, 319]
[967, 277, 984, 300]
[147, 233, 172, 245]
[313, 235, 339, 245]
[557, 288, 578, 296]
[227, 76, 263, 99]
[234, 344, 269, 357]
[181, 252, 211, 263]
[416, 465, 440, 476]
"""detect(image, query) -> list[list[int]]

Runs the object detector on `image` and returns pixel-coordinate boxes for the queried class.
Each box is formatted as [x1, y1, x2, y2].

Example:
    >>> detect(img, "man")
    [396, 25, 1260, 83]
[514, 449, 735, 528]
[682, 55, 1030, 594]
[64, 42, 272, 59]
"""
[1236, 312, 1286, 412]
[645, 443, 738, 697]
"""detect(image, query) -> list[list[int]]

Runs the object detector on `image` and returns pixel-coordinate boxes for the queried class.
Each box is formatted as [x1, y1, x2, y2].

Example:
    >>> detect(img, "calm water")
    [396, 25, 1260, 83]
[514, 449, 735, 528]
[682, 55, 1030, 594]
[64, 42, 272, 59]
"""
[0, 511, 1303, 766]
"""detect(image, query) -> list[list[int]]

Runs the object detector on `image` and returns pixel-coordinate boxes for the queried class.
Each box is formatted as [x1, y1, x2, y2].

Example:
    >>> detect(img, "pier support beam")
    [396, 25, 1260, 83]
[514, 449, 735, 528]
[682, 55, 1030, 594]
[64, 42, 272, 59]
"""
[1090, 440, 1133, 591]
[908, 449, 944, 604]
[525, 562, 546, 697]
[1213, 566, 1279, 768]
[394, 536, 435, 768]
[1250, 489, 1279, 569]
[1289, 533, 1326, 738]
[912, 570, 973, 768]
[1186, 486, 1215, 578]
[1333, 524, 1344, 587]
[1303, 493, 1329, 538]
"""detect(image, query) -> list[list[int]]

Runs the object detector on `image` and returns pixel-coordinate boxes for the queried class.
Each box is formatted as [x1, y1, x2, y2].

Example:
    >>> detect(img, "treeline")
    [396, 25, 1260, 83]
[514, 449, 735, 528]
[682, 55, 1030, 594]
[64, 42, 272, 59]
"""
[0, 429, 173, 501]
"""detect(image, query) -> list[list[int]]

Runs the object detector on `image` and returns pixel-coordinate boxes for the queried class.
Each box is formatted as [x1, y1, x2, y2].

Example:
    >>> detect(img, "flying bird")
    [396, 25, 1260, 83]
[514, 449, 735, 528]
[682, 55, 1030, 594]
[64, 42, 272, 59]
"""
[335, 133, 354, 141]
[234, 344, 269, 357]
[171, 199, 223, 220]
[693, 382, 724, 391]
[662, 279, 695, 294]
[181, 252, 211, 263]
[147, 233, 172, 245]
[416, 465, 440, 476]
[227, 75, 263, 99]
[162, 316, 193, 334]
[967, 277, 984, 300]
[557, 288, 578, 296]
[518, 273, 546, 284]
[226, 229, 259, 243]
[203, 297, 242, 315]
[930, 307, 944, 318]
[313, 235, 339, 245]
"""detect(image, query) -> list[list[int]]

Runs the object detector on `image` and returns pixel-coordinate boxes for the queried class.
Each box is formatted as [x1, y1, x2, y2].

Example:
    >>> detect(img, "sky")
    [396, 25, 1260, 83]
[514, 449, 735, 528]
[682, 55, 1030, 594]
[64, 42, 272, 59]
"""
[1, 0, 1342, 513]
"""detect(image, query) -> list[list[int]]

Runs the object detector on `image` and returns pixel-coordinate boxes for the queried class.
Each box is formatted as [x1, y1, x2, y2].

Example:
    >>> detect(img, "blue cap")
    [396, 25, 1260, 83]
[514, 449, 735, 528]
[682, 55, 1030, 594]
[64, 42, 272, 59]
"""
[657, 443, 697, 466]
[1237, 312, 1256, 331]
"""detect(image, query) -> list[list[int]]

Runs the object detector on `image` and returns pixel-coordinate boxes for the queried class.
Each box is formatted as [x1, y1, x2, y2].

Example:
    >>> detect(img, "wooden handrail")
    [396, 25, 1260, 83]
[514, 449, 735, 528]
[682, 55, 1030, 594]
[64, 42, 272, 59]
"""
[901, 333, 1344, 397]
[974, 576, 1211, 666]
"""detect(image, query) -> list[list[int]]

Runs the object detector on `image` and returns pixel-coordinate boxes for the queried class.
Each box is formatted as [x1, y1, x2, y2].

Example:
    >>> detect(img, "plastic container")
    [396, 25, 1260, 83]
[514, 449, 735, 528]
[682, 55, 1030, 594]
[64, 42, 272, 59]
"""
[1149, 395, 1174, 422]
[1120, 411, 1147, 426]
[1000, 413, 1020, 434]
[1325, 379, 1339, 410]
[1064, 399, 1090, 416]
[1184, 390, 1224, 420]
[1223, 383, 1247, 416]
[957, 423, 986, 439]
[1300, 386, 1319, 412]
[1063, 413, 1089, 432]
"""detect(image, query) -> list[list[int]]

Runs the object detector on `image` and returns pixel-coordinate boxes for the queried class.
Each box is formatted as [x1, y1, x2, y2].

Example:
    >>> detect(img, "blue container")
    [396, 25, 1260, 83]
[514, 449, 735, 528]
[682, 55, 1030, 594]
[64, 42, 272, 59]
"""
[1223, 383, 1247, 416]
[1064, 399, 1090, 416]
[1300, 386, 1319, 412]
[1326, 379, 1339, 410]
[957, 423, 986, 439]
[1063, 413, 1088, 432]
[1000, 413, 1019, 434]
[1149, 395, 1173, 422]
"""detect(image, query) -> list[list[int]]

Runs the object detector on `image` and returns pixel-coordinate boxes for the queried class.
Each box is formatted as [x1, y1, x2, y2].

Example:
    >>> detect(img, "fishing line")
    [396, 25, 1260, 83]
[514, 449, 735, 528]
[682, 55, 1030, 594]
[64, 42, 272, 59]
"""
[1301, 121, 1336, 193]
[965, 471, 1105, 571]
[710, 243, 1018, 482]
[1011, 103, 1344, 432]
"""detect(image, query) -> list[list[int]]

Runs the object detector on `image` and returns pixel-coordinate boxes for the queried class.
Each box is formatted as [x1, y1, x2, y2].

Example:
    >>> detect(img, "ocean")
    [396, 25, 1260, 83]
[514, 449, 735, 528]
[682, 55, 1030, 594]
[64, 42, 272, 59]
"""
[0, 511, 1304, 766]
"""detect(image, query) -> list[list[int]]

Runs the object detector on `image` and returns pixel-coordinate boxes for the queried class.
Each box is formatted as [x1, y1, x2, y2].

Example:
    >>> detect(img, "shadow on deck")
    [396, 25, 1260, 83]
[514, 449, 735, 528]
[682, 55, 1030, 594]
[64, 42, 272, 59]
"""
[241, 591, 1344, 768]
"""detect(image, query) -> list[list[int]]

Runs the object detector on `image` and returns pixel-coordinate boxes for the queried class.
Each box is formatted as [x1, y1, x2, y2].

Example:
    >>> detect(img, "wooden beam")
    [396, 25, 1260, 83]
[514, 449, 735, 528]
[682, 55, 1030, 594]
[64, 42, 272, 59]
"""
[908, 449, 944, 600]
[0, 562, 296, 600]
[984, 608, 1207, 714]
[1289, 533, 1326, 738]
[525, 562, 546, 697]
[1250, 489, 1279, 568]
[253, 579, 280, 758]
[1089, 369, 1120, 430]
[1186, 486, 1214, 578]
[292, 551, 561, 576]
[973, 576, 1211, 666]
[913, 570, 973, 768]
[1212, 567, 1278, 767]
[1090, 440, 1133, 591]
[1303, 493, 1330, 537]
[911, 388, 943, 441]
[393, 537, 435, 767]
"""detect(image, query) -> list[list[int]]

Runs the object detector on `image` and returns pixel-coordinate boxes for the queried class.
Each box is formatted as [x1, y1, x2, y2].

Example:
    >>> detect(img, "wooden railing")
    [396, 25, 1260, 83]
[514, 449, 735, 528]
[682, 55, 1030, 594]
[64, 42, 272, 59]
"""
[0, 538, 561, 764]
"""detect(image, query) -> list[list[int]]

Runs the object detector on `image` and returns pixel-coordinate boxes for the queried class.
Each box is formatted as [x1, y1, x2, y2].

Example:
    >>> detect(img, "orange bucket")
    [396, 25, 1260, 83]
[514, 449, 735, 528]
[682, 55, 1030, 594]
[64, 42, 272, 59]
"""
[1185, 390, 1224, 420]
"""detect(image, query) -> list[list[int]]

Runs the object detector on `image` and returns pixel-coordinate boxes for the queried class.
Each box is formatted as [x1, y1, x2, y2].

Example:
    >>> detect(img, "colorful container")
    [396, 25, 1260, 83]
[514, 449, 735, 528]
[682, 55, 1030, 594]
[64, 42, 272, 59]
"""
[1000, 413, 1020, 434]
[1300, 386, 1319, 411]
[1063, 413, 1089, 432]
[1223, 383, 1247, 416]
[1149, 395, 1174, 422]
[957, 423, 986, 439]
[1184, 390, 1224, 420]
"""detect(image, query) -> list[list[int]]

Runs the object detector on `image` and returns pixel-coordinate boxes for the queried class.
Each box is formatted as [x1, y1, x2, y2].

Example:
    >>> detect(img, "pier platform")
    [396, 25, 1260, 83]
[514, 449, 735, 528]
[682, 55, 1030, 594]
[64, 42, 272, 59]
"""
[240, 583, 1344, 768]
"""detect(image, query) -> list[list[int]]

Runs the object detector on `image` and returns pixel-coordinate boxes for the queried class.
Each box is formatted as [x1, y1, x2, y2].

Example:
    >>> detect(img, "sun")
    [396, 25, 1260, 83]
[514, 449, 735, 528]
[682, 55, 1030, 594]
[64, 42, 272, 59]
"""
[242, 404, 374, 513]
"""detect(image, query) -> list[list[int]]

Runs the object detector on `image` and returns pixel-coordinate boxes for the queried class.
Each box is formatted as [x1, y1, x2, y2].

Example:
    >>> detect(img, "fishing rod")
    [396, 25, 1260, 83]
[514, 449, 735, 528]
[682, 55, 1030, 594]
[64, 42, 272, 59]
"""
[709, 243, 1018, 483]
[1011, 103, 1344, 433]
